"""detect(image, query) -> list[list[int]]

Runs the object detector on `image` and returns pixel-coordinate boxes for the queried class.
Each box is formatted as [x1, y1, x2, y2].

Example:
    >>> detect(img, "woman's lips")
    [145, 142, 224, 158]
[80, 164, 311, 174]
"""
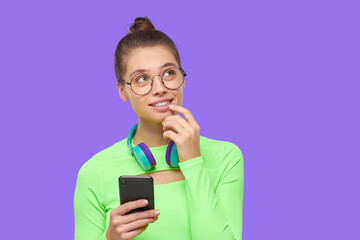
[150, 99, 173, 112]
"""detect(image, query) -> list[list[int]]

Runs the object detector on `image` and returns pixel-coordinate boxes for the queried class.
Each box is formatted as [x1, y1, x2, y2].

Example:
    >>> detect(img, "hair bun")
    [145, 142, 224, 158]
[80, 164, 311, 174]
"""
[129, 17, 155, 34]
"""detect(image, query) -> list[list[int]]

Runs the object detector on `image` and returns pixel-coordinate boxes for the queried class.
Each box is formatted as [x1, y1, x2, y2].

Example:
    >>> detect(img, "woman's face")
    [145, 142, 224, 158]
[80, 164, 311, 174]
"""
[117, 45, 185, 124]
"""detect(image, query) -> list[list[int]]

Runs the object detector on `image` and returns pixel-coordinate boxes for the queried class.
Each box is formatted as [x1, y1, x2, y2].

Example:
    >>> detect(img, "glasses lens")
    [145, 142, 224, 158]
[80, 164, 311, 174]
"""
[162, 67, 184, 89]
[131, 74, 152, 95]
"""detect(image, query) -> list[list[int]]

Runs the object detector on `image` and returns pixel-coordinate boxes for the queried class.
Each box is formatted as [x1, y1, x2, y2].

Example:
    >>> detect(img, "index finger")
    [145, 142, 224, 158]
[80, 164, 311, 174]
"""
[168, 104, 198, 128]
[113, 199, 148, 215]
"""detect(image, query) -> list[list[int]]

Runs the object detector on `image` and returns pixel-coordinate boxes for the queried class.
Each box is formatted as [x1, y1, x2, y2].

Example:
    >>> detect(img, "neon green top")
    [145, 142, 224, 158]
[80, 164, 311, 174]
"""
[74, 136, 244, 240]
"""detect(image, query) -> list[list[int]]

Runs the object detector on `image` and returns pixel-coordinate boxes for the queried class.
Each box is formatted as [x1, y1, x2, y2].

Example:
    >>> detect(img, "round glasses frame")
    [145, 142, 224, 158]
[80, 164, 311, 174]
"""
[120, 67, 187, 96]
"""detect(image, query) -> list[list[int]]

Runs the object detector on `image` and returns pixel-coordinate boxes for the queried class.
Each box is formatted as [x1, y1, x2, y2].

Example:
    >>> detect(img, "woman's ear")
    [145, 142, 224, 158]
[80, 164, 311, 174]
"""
[117, 81, 129, 102]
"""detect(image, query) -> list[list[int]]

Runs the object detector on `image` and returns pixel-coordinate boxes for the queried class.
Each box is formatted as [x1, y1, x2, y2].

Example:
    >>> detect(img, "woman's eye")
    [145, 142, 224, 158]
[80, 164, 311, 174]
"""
[135, 76, 149, 83]
[163, 70, 174, 77]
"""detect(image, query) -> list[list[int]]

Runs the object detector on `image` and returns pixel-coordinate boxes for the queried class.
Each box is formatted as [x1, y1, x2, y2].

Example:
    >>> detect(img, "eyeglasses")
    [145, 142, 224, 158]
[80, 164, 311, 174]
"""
[120, 67, 187, 96]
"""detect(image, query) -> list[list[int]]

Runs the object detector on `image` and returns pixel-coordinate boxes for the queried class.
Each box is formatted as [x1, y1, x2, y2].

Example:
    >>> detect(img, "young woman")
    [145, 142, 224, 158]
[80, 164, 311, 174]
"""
[74, 17, 244, 240]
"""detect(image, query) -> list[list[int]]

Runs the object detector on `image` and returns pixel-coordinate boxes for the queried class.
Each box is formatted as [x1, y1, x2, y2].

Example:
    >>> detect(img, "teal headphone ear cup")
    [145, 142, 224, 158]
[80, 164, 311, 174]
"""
[133, 144, 156, 171]
[166, 141, 179, 167]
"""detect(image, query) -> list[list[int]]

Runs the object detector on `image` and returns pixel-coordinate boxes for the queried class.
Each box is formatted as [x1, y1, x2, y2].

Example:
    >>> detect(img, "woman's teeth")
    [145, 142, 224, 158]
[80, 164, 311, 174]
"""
[154, 101, 169, 107]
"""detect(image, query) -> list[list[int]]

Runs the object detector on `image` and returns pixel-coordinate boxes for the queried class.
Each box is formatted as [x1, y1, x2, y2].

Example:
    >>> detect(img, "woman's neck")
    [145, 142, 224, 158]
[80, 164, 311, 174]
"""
[133, 119, 171, 147]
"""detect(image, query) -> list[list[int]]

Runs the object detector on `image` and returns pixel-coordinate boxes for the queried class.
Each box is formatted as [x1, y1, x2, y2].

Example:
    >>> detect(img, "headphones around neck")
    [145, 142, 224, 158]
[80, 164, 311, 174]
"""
[127, 123, 179, 170]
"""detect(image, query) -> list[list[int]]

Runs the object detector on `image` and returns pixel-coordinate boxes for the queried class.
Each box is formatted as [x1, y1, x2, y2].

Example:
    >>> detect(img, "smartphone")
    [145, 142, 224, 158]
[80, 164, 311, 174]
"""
[118, 176, 154, 214]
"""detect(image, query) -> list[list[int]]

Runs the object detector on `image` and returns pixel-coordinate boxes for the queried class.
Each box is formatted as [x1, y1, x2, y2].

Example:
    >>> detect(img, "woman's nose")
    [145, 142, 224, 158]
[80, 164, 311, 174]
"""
[151, 75, 166, 95]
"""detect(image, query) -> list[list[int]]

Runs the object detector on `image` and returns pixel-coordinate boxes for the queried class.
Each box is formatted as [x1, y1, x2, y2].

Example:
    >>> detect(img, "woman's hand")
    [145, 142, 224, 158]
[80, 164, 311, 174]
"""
[106, 199, 160, 240]
[162, 104, 201, 163]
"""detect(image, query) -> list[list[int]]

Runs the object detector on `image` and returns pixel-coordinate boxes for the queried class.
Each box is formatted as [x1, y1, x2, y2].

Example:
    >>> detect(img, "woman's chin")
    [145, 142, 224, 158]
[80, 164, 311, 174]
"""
[138, 113, 171, 124]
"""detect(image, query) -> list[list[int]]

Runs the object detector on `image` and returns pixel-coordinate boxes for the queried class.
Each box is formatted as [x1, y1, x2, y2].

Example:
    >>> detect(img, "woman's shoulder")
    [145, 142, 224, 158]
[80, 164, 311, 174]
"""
[77, 138, 129, 175]
[200, 135, 242, 153]
[199, 135, 243, 165]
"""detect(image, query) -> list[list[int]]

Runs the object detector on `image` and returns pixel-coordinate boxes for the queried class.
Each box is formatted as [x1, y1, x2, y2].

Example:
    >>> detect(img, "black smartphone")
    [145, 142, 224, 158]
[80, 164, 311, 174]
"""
[118, 176, 154, 214]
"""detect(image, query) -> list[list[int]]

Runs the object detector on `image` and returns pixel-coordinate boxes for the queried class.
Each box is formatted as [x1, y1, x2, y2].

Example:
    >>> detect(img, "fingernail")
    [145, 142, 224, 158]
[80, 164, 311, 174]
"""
[169, 104, 174, 108]
[142, 200, 148, 205]
[154, 210, 160, 216]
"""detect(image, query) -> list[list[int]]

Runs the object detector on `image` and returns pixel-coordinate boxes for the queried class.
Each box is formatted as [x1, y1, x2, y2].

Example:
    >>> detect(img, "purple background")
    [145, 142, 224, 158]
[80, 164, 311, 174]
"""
[1, 0, 359, 239]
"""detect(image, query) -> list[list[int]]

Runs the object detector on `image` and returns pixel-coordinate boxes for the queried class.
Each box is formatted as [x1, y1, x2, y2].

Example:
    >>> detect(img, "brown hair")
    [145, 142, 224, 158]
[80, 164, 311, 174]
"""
[114, 17, 183, 85]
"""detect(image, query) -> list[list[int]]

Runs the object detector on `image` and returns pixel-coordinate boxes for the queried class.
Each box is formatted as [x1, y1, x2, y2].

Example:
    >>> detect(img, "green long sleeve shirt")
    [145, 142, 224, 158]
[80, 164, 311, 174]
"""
[74, 136, 244, 240]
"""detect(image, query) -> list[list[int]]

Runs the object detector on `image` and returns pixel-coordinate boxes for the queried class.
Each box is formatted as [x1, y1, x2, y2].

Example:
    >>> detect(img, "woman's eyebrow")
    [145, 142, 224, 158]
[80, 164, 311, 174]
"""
[130, 69, 147, 78]
[160, 62, 177, 69]
[130, 62, 178, 78]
